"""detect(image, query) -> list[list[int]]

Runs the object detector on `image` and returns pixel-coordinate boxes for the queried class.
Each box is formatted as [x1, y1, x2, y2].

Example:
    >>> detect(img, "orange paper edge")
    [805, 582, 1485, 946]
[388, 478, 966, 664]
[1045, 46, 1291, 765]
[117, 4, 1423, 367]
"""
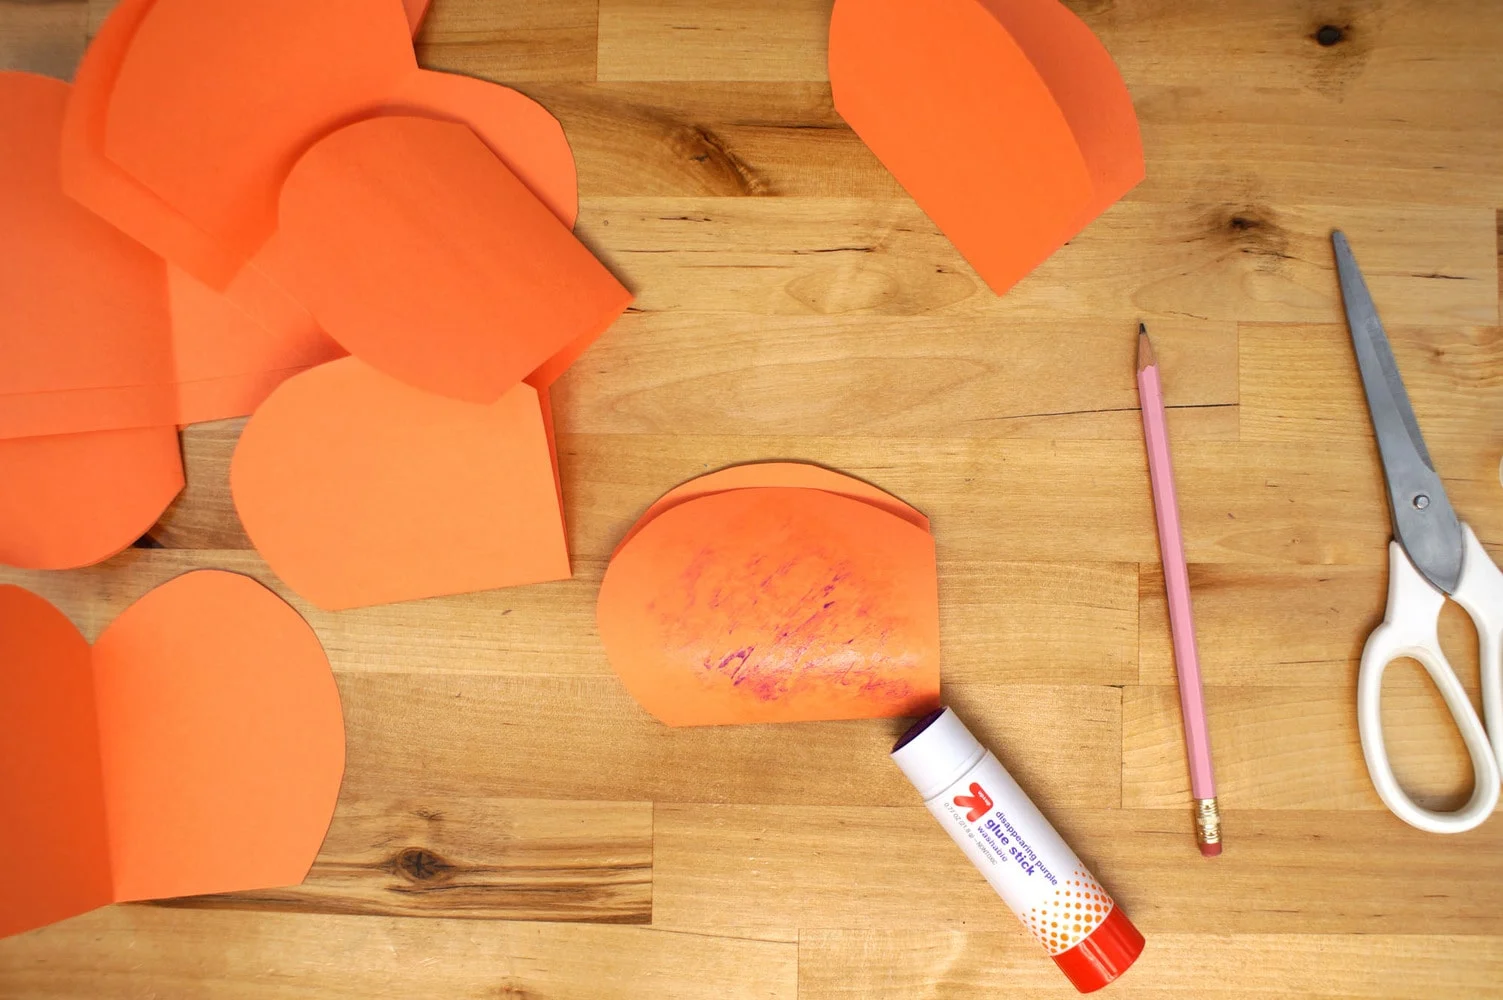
[616, 461, 929, 555]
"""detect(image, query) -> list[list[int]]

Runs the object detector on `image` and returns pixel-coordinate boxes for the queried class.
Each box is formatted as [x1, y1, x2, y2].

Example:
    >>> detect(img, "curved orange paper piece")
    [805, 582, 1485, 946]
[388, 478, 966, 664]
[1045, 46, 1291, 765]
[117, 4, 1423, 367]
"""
[616, 462, 929, 554]
[0, 428, 183, 570]
[0, 587, 110, 939]
[93, 570, 345, 901]
[828, 0, 1142, 295]
[975, 0, 1143, 223]
[0, 572, 344, 937]
[231, 358, 571, 610]
[598, 487, 941, 727]
[102, 0, 416, 285]
[0, 72, 173, 416]
[277, 115, 629, 402]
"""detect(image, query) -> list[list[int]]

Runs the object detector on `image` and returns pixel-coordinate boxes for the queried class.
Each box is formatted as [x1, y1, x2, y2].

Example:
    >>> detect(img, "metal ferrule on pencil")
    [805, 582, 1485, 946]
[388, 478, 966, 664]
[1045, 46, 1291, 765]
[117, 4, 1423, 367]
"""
[1194, 797, 1222, 849]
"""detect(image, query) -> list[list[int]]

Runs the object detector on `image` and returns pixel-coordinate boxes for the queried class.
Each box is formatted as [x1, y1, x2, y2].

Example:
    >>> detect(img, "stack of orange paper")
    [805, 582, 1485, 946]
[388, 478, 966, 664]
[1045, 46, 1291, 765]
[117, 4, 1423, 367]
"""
[0, 0, 632, 600]
[598, 464, 942, 726]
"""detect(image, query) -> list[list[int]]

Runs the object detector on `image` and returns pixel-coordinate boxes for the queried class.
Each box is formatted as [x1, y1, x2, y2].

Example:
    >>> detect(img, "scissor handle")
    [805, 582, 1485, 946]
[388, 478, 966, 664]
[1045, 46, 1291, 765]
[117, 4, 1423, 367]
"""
[1449, 523, 1503, 775]
[1357, 534, 1502, 834]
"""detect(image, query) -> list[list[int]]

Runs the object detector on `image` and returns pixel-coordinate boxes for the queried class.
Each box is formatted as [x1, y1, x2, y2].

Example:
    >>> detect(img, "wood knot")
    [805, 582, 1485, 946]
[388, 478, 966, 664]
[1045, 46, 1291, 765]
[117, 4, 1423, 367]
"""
[1207, 206, 1292, 270]
[1314, 24, 1345, 46]
[666, 123, 771, 196]
[390, 847, 453, 883]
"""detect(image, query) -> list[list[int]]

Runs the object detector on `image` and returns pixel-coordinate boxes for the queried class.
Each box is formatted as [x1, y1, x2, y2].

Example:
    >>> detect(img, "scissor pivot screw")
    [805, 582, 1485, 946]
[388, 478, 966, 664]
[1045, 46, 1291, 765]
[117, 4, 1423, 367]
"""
[1413, 494, 1430, 510]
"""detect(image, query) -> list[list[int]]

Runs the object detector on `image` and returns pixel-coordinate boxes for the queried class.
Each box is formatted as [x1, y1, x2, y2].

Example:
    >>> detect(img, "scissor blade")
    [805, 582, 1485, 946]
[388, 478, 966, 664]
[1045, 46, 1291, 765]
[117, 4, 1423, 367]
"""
[1332, 231, 1464, 595]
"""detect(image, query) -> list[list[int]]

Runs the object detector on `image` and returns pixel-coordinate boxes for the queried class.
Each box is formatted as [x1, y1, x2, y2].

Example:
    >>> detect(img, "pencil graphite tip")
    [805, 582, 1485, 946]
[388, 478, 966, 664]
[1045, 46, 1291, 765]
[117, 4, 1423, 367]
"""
[1136, 324, 1155, 371]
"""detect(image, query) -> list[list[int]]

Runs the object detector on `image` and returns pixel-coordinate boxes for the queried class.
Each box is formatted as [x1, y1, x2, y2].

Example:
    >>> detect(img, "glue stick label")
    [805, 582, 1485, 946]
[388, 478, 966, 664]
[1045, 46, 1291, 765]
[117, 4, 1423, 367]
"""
[928, 754, 1114, 956]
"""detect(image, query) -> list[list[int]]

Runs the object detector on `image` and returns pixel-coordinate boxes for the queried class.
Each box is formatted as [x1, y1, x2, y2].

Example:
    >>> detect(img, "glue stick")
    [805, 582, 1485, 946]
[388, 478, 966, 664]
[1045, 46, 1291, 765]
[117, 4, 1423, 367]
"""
[892, 707, 1144, 993]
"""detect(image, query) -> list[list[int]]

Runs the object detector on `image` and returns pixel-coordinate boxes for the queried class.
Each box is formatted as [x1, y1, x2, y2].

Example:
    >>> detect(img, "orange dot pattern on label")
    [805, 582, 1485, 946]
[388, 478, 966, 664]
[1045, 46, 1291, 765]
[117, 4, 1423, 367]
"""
[1021, 868, 1113, 956]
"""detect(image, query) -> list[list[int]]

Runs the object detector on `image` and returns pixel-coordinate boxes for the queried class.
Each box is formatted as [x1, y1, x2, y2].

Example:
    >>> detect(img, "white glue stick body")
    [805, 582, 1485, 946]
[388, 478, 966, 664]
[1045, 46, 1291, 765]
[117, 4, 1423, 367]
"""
[892, 707, 1144, 993]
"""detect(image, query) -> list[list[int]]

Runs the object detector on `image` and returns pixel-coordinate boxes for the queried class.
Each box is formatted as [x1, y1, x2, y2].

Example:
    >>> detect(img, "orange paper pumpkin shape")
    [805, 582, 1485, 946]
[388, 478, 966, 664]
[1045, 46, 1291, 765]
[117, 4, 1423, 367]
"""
[0, 571, 345, 939]
[599, 483, 941, 726]
[828, 0, 1143, 295]
[277, 115, 630, 403]
[230, 357, 571, 611]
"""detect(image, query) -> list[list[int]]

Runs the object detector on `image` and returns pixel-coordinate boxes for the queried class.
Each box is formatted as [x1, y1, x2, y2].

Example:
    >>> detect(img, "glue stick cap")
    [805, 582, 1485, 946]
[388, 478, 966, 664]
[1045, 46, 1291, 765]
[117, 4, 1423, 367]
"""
[891, 707, 986, 800]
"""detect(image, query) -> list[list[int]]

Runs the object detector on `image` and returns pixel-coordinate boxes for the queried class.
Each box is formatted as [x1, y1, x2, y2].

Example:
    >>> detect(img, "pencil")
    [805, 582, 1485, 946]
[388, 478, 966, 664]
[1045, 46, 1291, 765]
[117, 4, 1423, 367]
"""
[1136, 324, 1222, 857]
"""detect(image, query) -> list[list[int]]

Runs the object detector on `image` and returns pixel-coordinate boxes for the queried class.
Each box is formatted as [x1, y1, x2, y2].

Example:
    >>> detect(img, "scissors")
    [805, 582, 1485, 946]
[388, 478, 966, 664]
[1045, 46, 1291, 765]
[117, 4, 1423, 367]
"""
[1335, 231, 1503, 833]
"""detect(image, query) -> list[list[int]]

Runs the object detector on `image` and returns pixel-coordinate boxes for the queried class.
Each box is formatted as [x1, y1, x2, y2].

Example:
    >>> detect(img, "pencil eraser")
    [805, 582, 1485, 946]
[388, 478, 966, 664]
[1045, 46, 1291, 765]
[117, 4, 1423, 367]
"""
[1199, 841, 1223, 858]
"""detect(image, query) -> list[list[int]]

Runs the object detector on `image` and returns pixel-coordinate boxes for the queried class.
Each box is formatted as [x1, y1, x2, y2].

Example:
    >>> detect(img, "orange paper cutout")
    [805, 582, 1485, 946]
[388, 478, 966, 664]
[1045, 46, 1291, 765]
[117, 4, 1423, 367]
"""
[103, 0, 416, 286]
[2, 68, 332, 438]
[230, 357, 571, 610]
[52, 0, 585, 433]
[0, 570, 344, 938]
[616, 462, 929, 554]
[598, 486, 941, 727]
[0, 586, 111, 937]
[828, 0, 1143, 295]
[0, 72, 174, 420]
[0, 427, 182, 570]
[277, 115, 630, 403]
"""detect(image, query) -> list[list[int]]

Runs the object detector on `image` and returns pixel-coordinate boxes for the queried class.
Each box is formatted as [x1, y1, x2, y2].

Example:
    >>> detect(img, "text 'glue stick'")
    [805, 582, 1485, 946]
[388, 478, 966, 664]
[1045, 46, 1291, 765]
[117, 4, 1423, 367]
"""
[892, 707, 1144, 993]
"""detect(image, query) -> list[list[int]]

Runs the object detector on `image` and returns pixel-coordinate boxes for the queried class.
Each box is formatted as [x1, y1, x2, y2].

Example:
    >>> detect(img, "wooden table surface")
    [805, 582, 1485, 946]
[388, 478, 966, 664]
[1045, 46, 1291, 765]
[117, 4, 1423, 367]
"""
[4, 0, 1503, 997]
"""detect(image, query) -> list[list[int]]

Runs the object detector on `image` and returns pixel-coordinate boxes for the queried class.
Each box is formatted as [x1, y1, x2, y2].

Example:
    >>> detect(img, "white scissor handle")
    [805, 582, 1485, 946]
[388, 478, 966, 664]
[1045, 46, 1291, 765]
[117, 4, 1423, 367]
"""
[1357, 528, 1502, 834]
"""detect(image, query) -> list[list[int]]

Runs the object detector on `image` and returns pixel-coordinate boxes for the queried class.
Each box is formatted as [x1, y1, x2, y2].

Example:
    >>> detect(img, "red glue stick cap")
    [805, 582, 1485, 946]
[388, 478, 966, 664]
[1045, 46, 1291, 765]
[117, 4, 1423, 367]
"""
[1051, 904, 1144, 993]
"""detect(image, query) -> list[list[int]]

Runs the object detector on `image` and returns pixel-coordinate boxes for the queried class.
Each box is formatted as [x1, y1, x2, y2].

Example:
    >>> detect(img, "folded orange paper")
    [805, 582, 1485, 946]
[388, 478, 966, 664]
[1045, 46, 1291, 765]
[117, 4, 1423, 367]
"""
[277, 115, 630, 403]
[0, 571, 345, 939]
[46, 0, 587, 436]
[101, 0, 417, 286]
[828, 0, 1143, 295]
[599, 466, 942, 726]
[231, 357, 571, 610]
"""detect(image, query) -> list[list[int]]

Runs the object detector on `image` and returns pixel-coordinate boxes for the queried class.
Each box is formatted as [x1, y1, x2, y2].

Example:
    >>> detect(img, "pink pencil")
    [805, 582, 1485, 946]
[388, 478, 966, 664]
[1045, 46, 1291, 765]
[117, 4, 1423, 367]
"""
[1137, 325, 1222, 858]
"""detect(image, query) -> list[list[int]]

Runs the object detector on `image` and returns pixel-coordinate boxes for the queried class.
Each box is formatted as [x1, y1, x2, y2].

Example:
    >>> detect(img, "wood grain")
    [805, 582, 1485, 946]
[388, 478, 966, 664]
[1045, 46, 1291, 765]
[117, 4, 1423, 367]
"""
[3, 0, 1503, 996]
[413, 0, 598, 82]
[653, 805, 1503, 935]
[0, 0, 85, 79]
[158, 797, 653, 923]
[799, 930, 1503, 999]
[0, 908, 797, 999]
